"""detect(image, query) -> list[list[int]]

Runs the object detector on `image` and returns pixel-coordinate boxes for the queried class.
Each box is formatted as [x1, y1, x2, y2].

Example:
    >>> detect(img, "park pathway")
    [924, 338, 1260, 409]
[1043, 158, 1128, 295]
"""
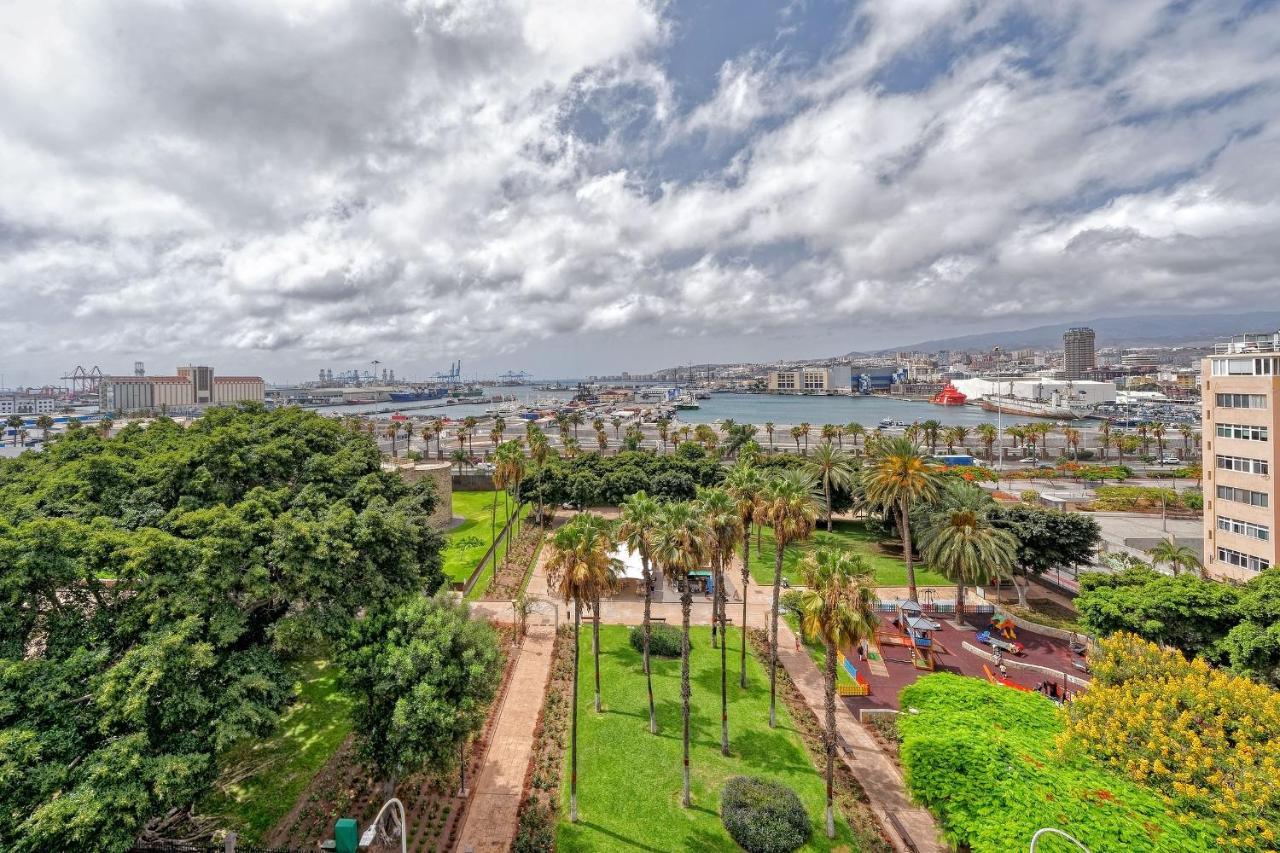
[775, 619, 944, 853]
[455, 623, 555, 853]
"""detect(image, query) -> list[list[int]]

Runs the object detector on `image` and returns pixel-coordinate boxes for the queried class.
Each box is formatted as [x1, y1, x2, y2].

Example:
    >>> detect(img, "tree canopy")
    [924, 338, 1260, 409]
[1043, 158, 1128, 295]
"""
[0, 406, 446, 851]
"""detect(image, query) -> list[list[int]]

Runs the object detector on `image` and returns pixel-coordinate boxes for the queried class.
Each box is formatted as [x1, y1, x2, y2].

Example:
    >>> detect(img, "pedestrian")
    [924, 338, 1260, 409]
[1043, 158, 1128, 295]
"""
[858, 639, 868, 661]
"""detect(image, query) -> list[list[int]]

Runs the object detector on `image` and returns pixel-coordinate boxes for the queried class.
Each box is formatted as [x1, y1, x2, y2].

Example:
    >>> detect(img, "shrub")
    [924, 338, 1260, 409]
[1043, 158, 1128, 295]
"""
[721, 776, 811, 853]
[512, 800, 554, 853]
[629, 623, 684, 657]
[1019, 490, 1040, 504]
[1181, 490, 1203, 510]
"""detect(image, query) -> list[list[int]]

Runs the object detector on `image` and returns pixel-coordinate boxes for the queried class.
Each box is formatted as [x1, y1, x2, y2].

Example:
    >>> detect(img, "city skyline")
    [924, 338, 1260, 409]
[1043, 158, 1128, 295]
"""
[4, 1, 1280, 385]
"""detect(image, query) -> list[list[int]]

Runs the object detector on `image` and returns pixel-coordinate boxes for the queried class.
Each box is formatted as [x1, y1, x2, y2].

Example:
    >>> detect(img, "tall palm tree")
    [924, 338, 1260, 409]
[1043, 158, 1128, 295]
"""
[5, 415, 22, 446]
[463, 416, 478, 456]
[976, 423, 997, 461]
[799, 422, 812, 453]
[528, 430, 551, 525]
[654, 502, 711, 807]
[1097, 420, 1112, 460]
[35, 414, 54, 444]
[1178, 423, 1195, 459]
[1152, 422, 1167, 459]
[796, 548, 878, 838]
[569, 410, 585, 441]
[432, 419, 446, 459]
[1146, 538, 1203, 578]
[97, 417, 113, 438]
[789, 425, 804, 454]
[384, 421, 401, 457]
[657, 418, 670, 454]
[725, 462, 765, 688]
[758, 469, 821, 727]
[618, 491, 663, 734]
[862, 437, 943, 602]
[921, 419, 942, 454]
[764, 421, 775, 451]
[494, 440, 526, 550]
[450, 447, 470, 475]
[546, 512, 615, 823]
[821, 423, 837, 445]
[698, 487, 744, 756]
[919, 498, 1016, 624]
[595, 427, 608, 451]
[611, 415, 623, 439]
[807, 443, 856, 532]
[1137, 422, 1151, 456]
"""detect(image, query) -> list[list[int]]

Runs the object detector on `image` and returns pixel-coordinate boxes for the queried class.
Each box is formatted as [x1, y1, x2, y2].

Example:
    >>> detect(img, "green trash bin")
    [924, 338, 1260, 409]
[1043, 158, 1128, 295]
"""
[334, 817, 358, 853]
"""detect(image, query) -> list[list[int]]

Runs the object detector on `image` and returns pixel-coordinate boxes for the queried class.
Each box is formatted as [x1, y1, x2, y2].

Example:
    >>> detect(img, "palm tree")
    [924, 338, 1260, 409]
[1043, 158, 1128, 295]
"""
[790, 425, 804, 454]
[976, 423, 997, 461]
[654, 502, 711, 807]
[1137, 422, 1151, 456]
[796, 548, 877, 838]
[919, 496, 1017, 625]
[385, 421, 401, 458]
[564, 436, 581, 459]
[35, 414, 54, 443]
[5, 415, 22, 446]
[432, 419, 446, 459]
[1178, 423, 1196, 459]
[97, 417, 113, 438]
[546, 512, 615, 823]
[494, 440, 526, 554]
[845, 422, 866, 455]
[528, 429, 551, 525]
[758, 469, 821, 727]
[1146, 538, 1203, 578]
[821, 423, 837, 445]
[698, 487, 744, 756]
[764, 421, 775, 451]
[463, 416, 479, 456]
[725, 462, 765, 688]
[1097, 420, 1112, 460]
[921, 419, 942, 454]
[799, 422, 812, 453]
[862, 437, 943, 602]
[807, 443, 856, 532]
[595, 428, 608, 451]
[618, 490, 663, 734]
[1153, 422, 1167, 460]
[450, 447, 470, 475]
[611, 415, 624, 439]
[569, 410, 585, 441]
[657, 418, 670, 454]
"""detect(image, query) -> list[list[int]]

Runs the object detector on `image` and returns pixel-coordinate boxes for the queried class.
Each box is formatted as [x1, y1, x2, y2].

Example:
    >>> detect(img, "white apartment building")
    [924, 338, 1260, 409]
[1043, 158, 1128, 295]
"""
[767, 366, 852, 394]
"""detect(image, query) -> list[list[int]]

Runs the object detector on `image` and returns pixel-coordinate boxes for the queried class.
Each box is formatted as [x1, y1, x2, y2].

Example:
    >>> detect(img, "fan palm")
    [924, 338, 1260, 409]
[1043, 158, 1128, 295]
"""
[618, 490, 663, 734]
[845, 422, 866, 455]
[976, 423, 997, 461]
[1146, 538, 1203, 578]
[653, 502, 711, 807]
[546, 512, 616, 822]
[862, 437, 942, 601]
[724, 462, 766, 688]
[758, 468, 821, 727]
[807, 443, 856, 532]
[919, 501, 1016, 624]
[796, 548, 878, 838]
[764, 421, 775, 451]
[698, 487, 744, 756]
[385, 421, 401, 458]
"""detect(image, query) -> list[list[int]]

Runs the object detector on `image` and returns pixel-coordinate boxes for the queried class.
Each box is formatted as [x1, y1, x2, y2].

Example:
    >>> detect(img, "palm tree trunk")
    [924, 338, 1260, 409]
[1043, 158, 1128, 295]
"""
[769, 539, 784, 728]
[570, 602, 581, 823]
[719, 554, 729, 756]
[502, 489, 510, 566]
[491, 490, 499, 576]
[900, 499, 917, 602]
[824, 640, 837, 839]
[593, 596, 602, 712]
[643, 554, 656, 734]
[955, 580, 966, 625]
[681, 585, 692, 808]
[825, 475, 833, 532]
[740, 537, 750, 689]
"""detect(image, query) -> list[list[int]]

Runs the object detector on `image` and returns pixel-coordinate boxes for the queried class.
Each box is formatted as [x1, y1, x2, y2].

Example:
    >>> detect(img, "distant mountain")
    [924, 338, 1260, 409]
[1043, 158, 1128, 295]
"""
[866, 311, 1280, 355]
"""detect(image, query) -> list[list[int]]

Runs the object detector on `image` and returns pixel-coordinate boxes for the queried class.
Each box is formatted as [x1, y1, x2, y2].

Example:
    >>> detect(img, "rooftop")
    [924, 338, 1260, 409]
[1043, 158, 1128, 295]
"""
[1214, 331, 1280, 355]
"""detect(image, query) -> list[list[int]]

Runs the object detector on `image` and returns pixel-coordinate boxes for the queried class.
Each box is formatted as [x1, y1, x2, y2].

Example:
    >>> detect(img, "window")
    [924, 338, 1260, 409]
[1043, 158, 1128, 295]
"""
[1217, 454, 1270, 475]
[1218, 515, 1270, 541]
[1217, 547, 1270, 573]
[1212, 357, 1280, 375]
[1216, 484, 1270, 507]
[1216, 423, 1269, 441]
[1216, 393, 1268, 409]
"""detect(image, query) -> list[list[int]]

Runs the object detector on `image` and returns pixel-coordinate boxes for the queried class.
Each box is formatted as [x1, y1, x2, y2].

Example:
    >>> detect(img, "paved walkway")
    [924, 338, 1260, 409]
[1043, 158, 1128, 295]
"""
[775, 619, 944, 853]
[455, 624, 555, 853]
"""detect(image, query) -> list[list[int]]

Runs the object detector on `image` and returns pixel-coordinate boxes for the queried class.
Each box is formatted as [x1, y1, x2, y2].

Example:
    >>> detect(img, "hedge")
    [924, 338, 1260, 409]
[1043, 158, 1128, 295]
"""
[628, 623, 684, 657]
[720, 776, 811, 853]
[897, 674, 1217, 852]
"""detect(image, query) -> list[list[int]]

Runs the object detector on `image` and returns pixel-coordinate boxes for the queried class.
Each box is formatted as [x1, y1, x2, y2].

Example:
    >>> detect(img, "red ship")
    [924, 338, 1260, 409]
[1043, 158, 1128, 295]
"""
[930, 383, 967, 406]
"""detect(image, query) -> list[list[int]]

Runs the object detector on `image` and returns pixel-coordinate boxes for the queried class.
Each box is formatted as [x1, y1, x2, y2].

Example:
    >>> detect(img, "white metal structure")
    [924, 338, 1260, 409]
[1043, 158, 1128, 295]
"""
[359, 797, 407, 853]
[1029, 827, 1090, 852]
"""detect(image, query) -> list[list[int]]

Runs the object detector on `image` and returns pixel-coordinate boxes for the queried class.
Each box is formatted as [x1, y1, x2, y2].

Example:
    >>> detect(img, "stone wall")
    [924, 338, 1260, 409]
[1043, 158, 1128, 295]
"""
[382, 461, 454, 529]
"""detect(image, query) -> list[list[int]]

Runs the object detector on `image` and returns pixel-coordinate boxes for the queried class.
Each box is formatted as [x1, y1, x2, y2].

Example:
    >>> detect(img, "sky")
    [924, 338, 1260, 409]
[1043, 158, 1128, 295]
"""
[2, 0, 1280, 386]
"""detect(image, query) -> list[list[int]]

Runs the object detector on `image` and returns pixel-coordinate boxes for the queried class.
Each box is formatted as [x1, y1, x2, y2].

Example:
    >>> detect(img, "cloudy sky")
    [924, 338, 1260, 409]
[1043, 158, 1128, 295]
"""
[3, 0, 1279, 385]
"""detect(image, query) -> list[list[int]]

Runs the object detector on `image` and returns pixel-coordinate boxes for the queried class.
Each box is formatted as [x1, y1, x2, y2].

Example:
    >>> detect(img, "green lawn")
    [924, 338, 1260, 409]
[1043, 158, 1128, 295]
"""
[445, 490, 511, 583]
[748, 519, 950, 588]
[557, 625, 860, 852]
[783, 612, 857, 691]
[199, 660, 353, 842]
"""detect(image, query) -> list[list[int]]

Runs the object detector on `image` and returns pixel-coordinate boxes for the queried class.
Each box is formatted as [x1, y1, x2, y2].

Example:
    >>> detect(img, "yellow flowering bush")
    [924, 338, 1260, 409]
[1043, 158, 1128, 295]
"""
[1063, 634, 1280, 849]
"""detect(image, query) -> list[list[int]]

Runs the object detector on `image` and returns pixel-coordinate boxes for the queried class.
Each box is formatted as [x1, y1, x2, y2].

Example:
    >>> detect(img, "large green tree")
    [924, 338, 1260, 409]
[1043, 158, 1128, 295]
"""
[987, 505, 1100, 606]
[0, 406, 445, 851]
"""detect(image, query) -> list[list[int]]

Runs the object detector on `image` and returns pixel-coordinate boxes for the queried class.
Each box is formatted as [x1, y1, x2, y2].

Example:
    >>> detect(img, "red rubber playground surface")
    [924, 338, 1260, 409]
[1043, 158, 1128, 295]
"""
[844, 614, 1088, 713]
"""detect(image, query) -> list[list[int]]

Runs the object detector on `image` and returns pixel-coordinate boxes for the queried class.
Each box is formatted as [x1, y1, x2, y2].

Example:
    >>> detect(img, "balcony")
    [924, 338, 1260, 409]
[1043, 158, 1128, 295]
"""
[1215, 333, 1280, 354]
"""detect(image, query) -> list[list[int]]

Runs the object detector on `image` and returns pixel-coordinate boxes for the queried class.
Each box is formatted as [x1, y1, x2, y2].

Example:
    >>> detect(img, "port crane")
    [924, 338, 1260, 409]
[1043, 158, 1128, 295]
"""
[433, 360, 462, 383]
[498, 370, 532, 383]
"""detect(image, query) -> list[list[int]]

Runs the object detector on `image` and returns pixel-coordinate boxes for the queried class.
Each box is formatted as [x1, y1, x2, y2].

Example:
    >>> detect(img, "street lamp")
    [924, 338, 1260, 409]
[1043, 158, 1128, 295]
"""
[1029, 827, 1090, 852]
[360, 798, 407, 853]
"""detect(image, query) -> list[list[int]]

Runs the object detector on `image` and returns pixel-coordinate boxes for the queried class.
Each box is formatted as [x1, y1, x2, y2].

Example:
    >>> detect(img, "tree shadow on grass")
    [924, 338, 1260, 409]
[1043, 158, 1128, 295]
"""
[560, 819, 670, 853]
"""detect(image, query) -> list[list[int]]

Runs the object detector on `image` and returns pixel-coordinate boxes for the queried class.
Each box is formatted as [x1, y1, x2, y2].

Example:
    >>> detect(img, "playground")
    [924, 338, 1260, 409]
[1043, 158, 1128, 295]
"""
[838, 604, 1088, 712]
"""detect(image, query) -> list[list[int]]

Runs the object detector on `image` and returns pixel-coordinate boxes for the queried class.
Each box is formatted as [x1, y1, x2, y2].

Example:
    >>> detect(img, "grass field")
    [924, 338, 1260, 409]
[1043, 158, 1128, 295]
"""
[199, 660, 353, 842]
[445, 490, 511, 583]
[783, 611, 857, 691]
[557, 625, 860, 852]
[747, 519, 951, 588]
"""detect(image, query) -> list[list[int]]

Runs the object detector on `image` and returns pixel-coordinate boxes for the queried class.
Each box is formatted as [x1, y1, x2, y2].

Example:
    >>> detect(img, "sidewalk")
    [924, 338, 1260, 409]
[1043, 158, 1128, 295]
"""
[455, 624, 555, 853]
[775, 620, 944, 853]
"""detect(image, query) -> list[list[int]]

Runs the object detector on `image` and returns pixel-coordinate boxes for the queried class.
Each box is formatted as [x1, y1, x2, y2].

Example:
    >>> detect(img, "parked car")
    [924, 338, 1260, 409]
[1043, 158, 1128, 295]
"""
[1159, 456, 1181, 465]
[1018, 457, 1039, 464]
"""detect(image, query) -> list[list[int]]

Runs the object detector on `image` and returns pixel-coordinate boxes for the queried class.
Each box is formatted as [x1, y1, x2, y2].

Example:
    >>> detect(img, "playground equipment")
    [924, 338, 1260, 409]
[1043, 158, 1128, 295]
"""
[894, 600, 940, 671]
[983, 663, 1031, 692]
[836, 652, 870, 696]
[976, 629, 1025, 656]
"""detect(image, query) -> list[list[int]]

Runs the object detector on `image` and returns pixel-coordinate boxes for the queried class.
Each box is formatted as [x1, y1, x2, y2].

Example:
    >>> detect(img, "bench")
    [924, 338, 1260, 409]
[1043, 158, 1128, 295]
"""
[648, 616, 667, 623]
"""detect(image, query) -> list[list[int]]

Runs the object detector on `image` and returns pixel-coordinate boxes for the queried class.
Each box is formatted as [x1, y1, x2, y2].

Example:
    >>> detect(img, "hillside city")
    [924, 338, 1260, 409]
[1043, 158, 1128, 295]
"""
[4, 2, 1280, 853]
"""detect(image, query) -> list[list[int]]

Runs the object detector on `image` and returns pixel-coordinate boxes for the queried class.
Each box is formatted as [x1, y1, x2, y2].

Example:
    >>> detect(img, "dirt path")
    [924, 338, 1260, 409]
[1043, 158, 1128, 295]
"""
[775, 619, 944, 853]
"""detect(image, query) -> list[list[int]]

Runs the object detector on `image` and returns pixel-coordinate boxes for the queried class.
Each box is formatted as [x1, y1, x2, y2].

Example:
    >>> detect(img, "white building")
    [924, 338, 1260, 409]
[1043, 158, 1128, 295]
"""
[0, 393, 60, 415]
[951, 378, 1117, 406]
[767, 366, 852, 394]
[100, 366, 265, 414]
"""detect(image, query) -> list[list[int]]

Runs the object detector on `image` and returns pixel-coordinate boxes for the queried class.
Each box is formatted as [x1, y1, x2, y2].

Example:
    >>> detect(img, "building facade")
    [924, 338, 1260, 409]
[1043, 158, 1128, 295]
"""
[1202, 332, 1279, 581]
[1063, 327, 1096, 380]
[0, 393, 59, 415]
[99, 366, 265, 414]
[767, 366, 852, 394]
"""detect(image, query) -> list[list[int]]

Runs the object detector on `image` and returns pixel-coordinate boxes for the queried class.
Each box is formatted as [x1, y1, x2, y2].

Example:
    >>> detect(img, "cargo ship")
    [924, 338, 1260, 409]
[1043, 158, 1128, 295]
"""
[977, 393, 1090, 420]
[388, 387, 449, 403]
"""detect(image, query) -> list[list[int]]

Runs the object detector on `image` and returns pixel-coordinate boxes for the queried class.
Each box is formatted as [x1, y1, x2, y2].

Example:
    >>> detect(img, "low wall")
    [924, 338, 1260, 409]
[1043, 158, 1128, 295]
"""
[382, 461, 453, 529]
[961, 641, 1090, 688]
